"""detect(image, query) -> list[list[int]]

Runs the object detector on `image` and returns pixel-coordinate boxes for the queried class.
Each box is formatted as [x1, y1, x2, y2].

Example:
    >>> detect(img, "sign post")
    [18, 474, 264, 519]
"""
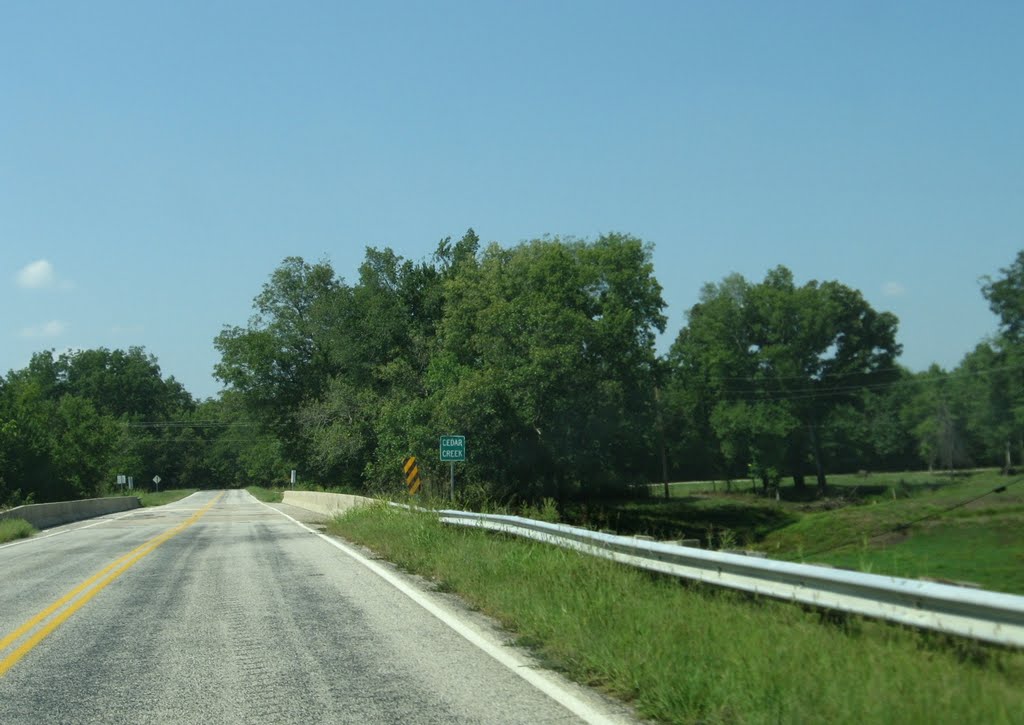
[152, 475, 160, 492]
[439, 435, 466, 502]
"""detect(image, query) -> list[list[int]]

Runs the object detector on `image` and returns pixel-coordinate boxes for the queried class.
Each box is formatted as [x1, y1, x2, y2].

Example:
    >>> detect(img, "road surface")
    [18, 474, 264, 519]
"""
[0, 490, 635, 724]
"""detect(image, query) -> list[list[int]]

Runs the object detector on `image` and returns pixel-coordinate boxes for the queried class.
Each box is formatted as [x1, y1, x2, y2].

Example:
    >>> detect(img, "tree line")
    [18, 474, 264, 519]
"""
[2, 231, 1021, 506]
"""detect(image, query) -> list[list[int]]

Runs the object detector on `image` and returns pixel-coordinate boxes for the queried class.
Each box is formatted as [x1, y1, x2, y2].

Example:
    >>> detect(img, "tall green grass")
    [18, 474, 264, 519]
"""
[330, 504, 1024, 724]
[0, 518, 36, 543]
[135, 488, 199, 507]
[245, 485, 284, 503]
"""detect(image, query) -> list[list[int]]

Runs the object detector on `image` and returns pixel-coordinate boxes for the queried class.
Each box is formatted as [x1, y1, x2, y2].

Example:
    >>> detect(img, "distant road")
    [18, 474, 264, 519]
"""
[0, 491, 632, 724]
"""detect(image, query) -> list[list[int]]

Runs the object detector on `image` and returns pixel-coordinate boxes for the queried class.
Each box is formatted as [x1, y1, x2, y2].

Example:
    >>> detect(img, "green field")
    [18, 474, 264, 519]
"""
[571, 469, 1024, 594]
[330, 503, 1024, 724]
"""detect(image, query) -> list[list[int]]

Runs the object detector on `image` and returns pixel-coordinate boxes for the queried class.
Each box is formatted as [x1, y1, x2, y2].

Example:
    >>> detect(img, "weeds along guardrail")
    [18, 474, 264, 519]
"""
[427, 508, 1024, 649]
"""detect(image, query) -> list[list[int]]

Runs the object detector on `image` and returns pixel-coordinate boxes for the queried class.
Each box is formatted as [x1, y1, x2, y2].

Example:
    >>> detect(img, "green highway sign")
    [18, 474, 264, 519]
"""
[439, 435, 466, 462]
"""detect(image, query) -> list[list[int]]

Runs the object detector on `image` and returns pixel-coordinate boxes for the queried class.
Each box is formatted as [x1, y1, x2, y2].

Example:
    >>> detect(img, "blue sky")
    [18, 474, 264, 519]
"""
[2, 1, 1021, 399]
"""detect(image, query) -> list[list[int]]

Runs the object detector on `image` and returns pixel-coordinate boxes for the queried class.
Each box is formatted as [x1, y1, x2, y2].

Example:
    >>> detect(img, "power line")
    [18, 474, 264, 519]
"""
[119, 438, 266, 444]
[124, 421, 259, 428]
[709, 361, 1024, 390]
[709, 359, 1023, 385]
[710, 363, 1024, 404]
[714, 363, 909, 383]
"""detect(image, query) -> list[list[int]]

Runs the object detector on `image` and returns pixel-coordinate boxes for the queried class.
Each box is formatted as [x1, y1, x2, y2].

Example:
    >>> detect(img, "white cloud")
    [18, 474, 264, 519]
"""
[20, 320, 68, 338]
[882, 281, 906, 297]
[16, 259, 57, 289]
[14, 259, 73, 290]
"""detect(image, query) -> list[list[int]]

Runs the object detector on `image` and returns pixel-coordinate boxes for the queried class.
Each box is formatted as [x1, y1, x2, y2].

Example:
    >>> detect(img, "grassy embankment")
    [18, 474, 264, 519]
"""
[330, 502, 1024, 724]
[245, 486, 284, 503]
[0, 519, 36, 544]
[133, 489, 199, 507]
[129, 486, 296, 505]
[245, 483, 365, 503]
[575, 469, 1024, 594]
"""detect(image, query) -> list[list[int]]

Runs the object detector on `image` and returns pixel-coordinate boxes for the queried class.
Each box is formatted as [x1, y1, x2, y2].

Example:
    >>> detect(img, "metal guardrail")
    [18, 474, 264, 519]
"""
[433, 509, 1024, 648]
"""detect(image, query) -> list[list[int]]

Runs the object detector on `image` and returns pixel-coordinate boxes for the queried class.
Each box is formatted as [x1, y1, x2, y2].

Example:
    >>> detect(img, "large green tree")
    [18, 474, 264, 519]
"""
[422, 233, 666, 501]
[214, 257, 343, 462]
[216, 232, 482, 490]
[51, 347, 191, 419]
[978, 250, 1024, 468]
[303, 231, 481, 488]
[0, 377, 117, 502]
[982, 250, 1024, 342]
[668, 266, 901, 492]
[0, 347, 195, 502]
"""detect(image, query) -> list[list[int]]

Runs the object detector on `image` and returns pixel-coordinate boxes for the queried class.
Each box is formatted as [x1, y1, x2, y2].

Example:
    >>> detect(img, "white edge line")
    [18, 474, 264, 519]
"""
[0, 509, 144, 551]
[0, 491, 209, 551]
[251, 494, 630, 725]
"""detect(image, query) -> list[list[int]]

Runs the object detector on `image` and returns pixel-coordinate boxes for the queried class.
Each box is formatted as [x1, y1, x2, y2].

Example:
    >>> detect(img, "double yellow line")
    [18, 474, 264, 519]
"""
[0, 492, 223, 677]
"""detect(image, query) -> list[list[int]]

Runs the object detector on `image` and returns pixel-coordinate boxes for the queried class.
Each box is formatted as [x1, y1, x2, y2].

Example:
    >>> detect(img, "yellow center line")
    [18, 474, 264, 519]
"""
[0, 492, 224, 677]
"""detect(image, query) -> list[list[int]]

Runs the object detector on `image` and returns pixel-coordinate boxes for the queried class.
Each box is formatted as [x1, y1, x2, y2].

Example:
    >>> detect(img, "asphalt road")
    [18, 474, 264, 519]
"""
[0, 490, 635, 724]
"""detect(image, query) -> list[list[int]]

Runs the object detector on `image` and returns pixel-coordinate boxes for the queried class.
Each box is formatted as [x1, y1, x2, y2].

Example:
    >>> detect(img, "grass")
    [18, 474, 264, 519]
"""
[245, 485, 284, 503]
[819, 521, 1024, 592]
[329, 503, 1024, 724]
[133, 488, 199, 507]
[758, 470, 1024, 592]
[565, 496, 797, 547]
[572, 469, 1024, 593]
[0, 518, 36, 543]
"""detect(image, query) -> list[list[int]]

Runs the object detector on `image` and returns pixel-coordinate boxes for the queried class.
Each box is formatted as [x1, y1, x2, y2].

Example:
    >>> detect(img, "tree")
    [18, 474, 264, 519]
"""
[304, 230, 480, 489]
[0, 416, 19, 506]
[982, 250, 1024, 342]
[214, 257, 343, 461]
[0, 378, 116, 502]
[978, 250, 1024, 468]
[216, 232, 482, 492]
[823, 379, 918, 473]
[189, 394, 291, 487]
[0, 347, 193, 502]
[668, 266, 901, 492]
[49, 395, 118, 498]
[52, 347, 192, 420]
[902, 365, 973, 471]
[298, 376, 380, 484]
[426, 233, 666, 501]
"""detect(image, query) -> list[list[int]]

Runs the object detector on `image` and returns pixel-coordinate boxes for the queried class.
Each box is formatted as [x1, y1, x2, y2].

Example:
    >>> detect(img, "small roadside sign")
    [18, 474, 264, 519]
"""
[439, 435, 466, 462]
[439, 435, 465, 502]
[403, 456, 422, 495]
[152, 475, 161, 485]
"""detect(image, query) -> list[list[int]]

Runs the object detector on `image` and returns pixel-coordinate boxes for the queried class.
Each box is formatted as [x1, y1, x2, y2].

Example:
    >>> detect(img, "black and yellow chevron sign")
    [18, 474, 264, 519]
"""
[402, 456, 422, 495]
